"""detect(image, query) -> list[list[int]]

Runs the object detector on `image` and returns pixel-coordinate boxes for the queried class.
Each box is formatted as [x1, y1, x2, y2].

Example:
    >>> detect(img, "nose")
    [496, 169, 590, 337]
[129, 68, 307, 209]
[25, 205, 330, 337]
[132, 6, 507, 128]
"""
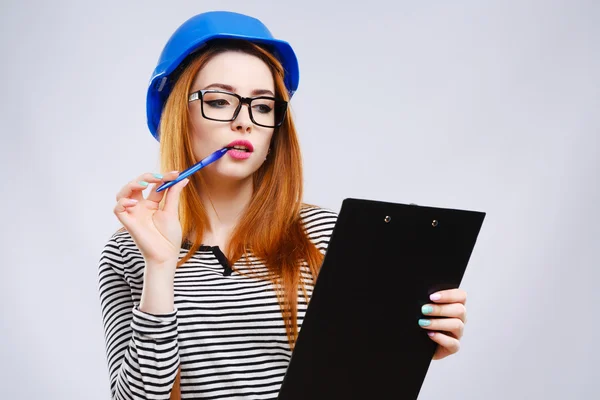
[232, 103, 253, 133]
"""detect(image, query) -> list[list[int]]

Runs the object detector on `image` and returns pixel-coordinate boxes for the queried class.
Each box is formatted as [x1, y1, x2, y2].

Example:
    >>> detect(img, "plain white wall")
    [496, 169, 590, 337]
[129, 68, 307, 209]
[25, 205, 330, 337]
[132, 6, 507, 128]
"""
[1, 0, 598, 398]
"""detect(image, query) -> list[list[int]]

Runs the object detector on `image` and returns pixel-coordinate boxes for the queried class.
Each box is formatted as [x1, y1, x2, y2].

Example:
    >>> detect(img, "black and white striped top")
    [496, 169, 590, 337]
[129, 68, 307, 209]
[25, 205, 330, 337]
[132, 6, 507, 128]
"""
[98, 206, 338, 399]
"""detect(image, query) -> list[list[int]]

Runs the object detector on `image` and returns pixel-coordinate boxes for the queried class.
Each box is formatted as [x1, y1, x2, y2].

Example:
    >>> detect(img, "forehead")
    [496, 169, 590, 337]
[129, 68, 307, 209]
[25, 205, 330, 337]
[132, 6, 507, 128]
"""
[192, 51, 275, 94]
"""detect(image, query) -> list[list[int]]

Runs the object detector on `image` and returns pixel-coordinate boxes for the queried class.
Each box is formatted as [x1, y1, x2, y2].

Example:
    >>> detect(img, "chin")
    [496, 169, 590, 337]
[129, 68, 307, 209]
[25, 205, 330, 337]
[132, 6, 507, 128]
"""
[208, 164, 259, 182]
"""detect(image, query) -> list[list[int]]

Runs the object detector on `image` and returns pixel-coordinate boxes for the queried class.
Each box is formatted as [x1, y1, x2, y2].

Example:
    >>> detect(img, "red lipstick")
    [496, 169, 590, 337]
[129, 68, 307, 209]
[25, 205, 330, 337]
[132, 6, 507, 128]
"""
[226, 140, 254, 160]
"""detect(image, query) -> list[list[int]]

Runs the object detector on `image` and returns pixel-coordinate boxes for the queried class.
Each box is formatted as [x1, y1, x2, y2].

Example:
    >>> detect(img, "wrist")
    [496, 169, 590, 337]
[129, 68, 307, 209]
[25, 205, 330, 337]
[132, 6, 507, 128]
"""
[139, 260, 177, 315]
[145, 258, 178, 274]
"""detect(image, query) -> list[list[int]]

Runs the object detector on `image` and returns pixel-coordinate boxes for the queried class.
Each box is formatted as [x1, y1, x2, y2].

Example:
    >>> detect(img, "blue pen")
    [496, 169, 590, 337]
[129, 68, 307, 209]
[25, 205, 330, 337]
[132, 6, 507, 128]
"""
[155, 147, 230, 192]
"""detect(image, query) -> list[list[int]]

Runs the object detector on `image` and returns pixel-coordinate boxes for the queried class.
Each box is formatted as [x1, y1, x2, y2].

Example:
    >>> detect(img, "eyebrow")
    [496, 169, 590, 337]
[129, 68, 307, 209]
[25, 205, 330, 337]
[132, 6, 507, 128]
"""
[203, 83, 275, 97]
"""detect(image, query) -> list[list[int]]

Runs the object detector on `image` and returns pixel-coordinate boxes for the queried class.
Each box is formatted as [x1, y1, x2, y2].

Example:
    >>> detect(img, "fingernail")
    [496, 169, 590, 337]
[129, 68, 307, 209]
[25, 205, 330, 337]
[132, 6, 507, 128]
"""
[138, 181, 149, 187]
[153, 173, 163, 179]
[169, 170, 179, 174]
[421, 305, 433, 315]
[428, 332, 435, 337]
[430, 293, 442, 301]
[419, 319, 431, 327]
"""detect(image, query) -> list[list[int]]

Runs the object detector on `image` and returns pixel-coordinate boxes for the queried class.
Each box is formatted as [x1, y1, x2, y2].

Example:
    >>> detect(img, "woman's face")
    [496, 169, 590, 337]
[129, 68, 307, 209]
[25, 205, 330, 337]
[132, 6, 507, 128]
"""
[188, 51, 277, 183]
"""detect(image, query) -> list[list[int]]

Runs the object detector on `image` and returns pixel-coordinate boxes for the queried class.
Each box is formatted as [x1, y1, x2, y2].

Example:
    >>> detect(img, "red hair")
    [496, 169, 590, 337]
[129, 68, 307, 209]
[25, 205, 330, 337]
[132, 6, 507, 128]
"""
[157, 40, 324, 399]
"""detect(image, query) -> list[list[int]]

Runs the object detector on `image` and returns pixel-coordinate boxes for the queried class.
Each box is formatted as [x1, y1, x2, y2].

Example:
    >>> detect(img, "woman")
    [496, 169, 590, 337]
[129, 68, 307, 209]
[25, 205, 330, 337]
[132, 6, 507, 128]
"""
[98, 11, 468, 400]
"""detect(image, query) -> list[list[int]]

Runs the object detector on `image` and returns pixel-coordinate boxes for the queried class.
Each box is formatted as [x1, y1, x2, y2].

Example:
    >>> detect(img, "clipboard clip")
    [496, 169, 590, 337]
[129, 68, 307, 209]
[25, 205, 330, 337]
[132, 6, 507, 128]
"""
[385, 203, 419, 223]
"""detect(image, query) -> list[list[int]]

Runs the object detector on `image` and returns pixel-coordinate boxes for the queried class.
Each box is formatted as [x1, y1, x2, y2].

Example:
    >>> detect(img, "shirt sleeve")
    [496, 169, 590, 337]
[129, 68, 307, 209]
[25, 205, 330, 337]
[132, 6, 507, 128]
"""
[98, 233, 180, 400]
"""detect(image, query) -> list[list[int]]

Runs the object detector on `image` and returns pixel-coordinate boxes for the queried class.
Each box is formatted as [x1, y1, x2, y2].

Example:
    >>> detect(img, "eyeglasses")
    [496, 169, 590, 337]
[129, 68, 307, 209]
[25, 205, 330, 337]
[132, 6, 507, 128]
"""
[188, 90, 288, 128]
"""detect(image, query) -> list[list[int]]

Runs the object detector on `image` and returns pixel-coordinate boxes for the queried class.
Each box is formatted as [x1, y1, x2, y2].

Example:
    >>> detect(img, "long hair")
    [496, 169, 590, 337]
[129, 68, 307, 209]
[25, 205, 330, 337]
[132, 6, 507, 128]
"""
[157, 40, 324, 399]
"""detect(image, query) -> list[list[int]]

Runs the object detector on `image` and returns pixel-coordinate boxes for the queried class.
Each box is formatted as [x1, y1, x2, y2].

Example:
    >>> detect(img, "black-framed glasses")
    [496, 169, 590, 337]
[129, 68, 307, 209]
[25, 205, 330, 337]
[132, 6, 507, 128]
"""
[188, 90, 288, 128]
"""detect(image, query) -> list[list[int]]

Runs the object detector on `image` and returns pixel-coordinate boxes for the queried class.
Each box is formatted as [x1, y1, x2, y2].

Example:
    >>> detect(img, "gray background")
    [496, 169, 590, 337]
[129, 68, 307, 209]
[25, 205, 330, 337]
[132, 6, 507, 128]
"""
[1, 0, 598, 398]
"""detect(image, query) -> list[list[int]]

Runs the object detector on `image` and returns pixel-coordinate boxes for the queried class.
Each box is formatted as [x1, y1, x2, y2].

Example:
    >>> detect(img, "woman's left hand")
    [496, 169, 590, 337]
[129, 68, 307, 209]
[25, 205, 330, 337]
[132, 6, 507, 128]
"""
[418, 289, 467, 360]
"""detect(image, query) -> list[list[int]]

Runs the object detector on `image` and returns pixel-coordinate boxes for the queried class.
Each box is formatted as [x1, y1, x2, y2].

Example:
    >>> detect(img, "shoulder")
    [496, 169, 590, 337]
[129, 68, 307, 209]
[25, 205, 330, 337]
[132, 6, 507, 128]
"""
[300, 204, 338, 226]
[104, 228, 140, 255]
[99, 228, 142, 277]
[300, 204, 338, 253]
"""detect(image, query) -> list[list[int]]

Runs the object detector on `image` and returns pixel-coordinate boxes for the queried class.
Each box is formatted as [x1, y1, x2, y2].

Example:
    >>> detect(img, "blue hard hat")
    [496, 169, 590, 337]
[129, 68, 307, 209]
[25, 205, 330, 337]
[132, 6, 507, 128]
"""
[146, 11, 300, 141]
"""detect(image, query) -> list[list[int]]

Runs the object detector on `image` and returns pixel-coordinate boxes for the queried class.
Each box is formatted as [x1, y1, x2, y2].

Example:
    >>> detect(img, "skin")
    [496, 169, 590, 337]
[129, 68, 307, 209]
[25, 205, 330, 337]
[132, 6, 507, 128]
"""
[421, 288, 468, 360]
[113, 50, 468, 361]
[185, 51, 277, 248]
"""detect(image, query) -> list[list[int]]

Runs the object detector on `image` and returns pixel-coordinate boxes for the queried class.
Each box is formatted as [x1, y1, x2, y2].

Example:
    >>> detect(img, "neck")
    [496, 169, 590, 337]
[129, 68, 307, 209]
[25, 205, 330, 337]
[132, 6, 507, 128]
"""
[196, 174, 254, 249]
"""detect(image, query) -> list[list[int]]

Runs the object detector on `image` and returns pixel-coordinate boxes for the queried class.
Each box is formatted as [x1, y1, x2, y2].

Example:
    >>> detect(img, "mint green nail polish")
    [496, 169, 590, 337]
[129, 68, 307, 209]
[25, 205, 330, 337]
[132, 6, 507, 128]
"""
[138, 181, 149, 187]
[153, 173, 163, 179]
[422, 305, 433, 315]
[419, 319, 431, 327]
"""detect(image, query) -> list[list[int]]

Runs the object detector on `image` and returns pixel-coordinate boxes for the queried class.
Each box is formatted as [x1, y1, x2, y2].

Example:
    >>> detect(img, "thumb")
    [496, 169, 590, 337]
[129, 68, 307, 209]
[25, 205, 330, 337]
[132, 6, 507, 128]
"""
[163, 178, 190, 214]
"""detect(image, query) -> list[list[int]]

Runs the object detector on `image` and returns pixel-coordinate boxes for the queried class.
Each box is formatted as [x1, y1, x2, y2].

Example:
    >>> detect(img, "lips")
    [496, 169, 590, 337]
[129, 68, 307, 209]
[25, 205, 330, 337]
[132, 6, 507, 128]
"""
[226, 140, 254, 152]
[226, 140, 254, 160]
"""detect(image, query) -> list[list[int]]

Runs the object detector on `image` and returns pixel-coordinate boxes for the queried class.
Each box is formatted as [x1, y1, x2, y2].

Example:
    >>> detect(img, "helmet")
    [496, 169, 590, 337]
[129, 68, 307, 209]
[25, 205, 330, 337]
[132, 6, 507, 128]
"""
[146, 11, 300, 141]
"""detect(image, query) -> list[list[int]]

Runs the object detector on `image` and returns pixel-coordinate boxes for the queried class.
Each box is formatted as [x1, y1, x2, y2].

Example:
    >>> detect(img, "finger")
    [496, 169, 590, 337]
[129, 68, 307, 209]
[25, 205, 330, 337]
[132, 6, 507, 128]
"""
[163, 178, 190, 214]
[114, 198, 138, 214]
[429, 288, 467, 304]
[115, 180, 149, 202]
[427, 331, 461, 355]
[418, 317, 464, 339]
[421, 303, 467, 323]
[115, 172, 175, 202]
[147, 171, 180, 203]
[113, 198, 139, 227]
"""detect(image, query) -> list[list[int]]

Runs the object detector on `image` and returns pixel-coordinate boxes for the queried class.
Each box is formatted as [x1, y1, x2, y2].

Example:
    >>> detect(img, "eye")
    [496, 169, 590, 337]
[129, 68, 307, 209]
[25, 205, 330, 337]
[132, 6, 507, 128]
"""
[253, 104, 273, 114]
[205, 99, 231, 108]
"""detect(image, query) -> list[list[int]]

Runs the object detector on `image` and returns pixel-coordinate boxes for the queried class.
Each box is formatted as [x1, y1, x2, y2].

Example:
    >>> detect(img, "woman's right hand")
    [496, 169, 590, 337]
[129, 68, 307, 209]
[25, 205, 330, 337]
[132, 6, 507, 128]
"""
[113, 171, 190, 267]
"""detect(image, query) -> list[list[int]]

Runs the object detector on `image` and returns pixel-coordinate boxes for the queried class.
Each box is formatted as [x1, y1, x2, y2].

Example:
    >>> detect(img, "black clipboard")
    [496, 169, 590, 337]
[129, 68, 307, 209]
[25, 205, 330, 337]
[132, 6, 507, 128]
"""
[278, 198, 486, 399]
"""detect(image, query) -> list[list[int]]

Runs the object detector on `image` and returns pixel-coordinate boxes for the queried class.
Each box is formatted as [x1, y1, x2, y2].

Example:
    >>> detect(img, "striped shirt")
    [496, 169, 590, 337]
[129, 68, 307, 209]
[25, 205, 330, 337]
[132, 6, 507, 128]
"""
[98, 206, 338, 399]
